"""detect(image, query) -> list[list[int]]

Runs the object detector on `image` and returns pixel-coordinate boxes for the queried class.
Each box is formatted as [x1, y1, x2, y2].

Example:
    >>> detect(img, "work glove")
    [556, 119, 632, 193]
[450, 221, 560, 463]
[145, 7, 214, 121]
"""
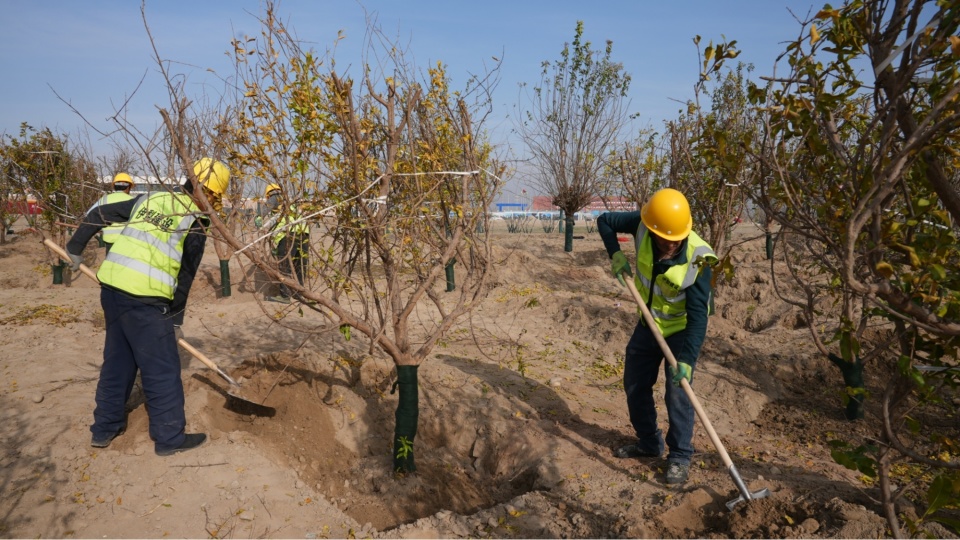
[254, 215, 263, 229]
[669, 362, 692, 387]
[67, 252, 84, 272]
[610, 251, 633, 287]
[174, 325, 184, 343]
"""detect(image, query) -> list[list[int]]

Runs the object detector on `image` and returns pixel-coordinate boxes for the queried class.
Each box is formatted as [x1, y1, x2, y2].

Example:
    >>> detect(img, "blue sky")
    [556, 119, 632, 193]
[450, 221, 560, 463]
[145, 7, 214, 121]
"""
[1, 0, 820, 159]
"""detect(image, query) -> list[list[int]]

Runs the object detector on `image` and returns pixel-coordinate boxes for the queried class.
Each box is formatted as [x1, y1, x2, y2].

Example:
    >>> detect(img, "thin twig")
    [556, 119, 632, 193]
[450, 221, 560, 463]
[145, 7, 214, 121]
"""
[139, 499, 169, 517]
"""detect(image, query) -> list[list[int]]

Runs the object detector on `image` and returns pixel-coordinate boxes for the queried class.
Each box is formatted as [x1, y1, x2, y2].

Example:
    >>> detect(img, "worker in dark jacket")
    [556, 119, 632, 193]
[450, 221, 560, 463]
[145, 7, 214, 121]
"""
[597, 188, 717, 485]
[66, 158, 229, 456]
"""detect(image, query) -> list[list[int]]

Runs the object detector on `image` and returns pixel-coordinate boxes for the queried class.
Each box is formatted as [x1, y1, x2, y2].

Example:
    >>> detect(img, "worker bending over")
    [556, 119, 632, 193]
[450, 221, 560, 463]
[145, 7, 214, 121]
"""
[66, 158, 229, 456]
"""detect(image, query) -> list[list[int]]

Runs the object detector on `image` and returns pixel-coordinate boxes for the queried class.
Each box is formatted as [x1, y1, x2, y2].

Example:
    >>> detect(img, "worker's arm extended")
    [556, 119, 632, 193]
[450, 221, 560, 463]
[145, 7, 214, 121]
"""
[597, 211, 641, 258]
[66, 196, 142, 255]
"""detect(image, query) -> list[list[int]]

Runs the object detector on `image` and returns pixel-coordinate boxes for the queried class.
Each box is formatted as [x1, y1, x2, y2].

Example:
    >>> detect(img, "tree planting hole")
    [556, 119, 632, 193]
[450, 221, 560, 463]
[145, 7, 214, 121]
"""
[200, 352, 543, 531]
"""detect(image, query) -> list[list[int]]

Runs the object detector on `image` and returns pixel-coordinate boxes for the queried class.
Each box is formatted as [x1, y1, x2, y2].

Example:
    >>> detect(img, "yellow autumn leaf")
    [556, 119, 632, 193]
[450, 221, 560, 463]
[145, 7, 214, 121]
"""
[949, 35, 960, 57]
[875, 262, 895, 279]
[810, 25, 820, 45]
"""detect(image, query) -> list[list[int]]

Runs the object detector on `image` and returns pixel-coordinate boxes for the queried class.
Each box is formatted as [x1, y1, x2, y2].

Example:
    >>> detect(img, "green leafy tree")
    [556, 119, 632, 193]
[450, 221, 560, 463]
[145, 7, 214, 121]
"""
[749, 1, 960, 536]
[517, 21, 632, 252]
[0, 124, 99, 245]
[664, 42, 750, 261]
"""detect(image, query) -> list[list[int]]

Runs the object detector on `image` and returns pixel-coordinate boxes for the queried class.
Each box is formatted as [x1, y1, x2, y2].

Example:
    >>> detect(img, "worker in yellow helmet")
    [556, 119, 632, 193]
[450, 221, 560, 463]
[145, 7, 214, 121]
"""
[257, 183, 309, 304]
[597, 188, 717, 486]
[85, 173, 135, 252]
[65, 158, 229, 457]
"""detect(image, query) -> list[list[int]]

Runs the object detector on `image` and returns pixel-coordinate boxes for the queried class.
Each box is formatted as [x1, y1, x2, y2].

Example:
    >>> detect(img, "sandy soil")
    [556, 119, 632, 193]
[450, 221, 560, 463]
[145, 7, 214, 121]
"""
[0, 219, 930, 538]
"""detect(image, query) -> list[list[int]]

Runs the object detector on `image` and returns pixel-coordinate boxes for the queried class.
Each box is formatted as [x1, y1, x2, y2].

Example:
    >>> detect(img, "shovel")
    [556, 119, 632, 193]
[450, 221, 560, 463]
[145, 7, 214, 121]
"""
[42, 238, 269, 409]
[625, 278, 770, 510]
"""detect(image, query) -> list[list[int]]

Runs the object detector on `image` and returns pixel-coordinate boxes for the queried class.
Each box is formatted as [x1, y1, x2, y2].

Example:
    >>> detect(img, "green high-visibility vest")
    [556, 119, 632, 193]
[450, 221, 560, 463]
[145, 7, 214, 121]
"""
[634, 224, 717, 338]
[98, 192, 201, 300]
[271, 205, 308, 247]
[87, 192, 134, 244]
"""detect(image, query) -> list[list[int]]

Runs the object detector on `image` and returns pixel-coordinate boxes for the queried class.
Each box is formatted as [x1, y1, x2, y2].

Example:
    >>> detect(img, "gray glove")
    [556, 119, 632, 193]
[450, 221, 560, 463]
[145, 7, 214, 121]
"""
[174, 325, 184, 343]
[67, 252, 84, 272]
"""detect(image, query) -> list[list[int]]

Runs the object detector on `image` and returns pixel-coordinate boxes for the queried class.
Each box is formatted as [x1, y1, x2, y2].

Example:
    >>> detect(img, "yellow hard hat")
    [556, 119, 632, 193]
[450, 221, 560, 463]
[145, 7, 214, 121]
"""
[113, 172, 133, 186]
[192, 158, 230, 195]
[264, 183, 281, 198]
[641, 188, 692, 241]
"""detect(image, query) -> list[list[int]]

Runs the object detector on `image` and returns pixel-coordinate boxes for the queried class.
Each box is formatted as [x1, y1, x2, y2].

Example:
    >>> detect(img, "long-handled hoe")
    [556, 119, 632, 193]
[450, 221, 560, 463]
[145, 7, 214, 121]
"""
[43, 238, 270, 411]
[625, 279, 770, 510]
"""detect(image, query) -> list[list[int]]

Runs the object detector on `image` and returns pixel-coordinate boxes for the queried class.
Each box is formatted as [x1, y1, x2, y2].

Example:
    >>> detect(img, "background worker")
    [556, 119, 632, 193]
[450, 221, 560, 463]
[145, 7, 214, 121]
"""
[66, 158, 229, 457]
[597, 187, 717, 485]
[85, 172, 134, 252]
[257, 183, 309, 304]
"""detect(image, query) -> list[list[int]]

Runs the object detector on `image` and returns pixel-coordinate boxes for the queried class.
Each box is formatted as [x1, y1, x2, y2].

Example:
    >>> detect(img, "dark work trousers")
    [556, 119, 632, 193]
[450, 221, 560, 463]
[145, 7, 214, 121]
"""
[277, 233, 309, 298]
[623, 320, 696, 465]
[94, 287, 185, 452]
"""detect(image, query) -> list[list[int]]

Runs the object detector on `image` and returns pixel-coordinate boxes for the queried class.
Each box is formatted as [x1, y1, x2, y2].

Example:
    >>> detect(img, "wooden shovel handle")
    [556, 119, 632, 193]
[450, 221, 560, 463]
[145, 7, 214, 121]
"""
[624, 279, 736, 470]
[176, 338, 240, 387]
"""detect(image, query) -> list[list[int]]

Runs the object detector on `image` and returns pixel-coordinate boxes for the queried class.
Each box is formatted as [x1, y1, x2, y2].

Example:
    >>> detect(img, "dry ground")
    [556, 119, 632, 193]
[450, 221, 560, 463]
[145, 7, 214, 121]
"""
[1, 218, 944, 538]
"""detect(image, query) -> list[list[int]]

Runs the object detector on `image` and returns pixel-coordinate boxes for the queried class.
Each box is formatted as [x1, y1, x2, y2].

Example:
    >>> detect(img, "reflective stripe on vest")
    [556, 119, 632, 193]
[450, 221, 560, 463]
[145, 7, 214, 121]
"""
[272, 205, 308, 247]
[97, 192, 200, 300]
[87, 192, 134, 244]
[634, 223, 717, 338]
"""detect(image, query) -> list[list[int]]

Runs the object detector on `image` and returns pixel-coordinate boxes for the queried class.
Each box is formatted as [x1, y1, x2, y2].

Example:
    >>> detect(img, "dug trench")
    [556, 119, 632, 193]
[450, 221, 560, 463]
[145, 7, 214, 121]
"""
[189, 350, 551, 531]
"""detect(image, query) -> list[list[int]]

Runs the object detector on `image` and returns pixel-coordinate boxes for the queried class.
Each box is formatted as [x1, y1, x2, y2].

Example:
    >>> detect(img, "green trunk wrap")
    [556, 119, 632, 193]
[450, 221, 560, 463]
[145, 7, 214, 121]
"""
[564, 218, 574, 252]
[392, 365, 419, 473]
[445, 260, 456, 292]
[52, 261, 65, 285]
[828, 353, 865, 420]
[219, 259, 231, 297]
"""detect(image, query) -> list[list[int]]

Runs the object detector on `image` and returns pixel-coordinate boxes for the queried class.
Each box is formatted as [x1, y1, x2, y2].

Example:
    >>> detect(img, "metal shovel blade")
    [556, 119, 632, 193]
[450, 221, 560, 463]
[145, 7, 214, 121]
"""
[177, 338, 271, 410]
[725, 463, 772, 510]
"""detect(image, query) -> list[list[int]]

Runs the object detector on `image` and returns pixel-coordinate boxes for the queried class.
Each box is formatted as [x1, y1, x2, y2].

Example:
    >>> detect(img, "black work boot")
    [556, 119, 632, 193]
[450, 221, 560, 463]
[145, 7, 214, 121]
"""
[156, 433, 207, 456]
[665, 461, 689, 485]
[91, 428, 125, 448]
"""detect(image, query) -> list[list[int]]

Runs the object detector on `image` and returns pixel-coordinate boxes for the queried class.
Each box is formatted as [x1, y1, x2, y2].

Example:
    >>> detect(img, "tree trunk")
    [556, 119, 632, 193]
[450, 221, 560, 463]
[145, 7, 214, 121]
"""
[445, 259, 456, 292]
[828, 353, 865, 420]
[52, 261, 65, 285]
[564, 217, 574, 252]
[219, 259, 231, 297]
[392, 365, 419, 473]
